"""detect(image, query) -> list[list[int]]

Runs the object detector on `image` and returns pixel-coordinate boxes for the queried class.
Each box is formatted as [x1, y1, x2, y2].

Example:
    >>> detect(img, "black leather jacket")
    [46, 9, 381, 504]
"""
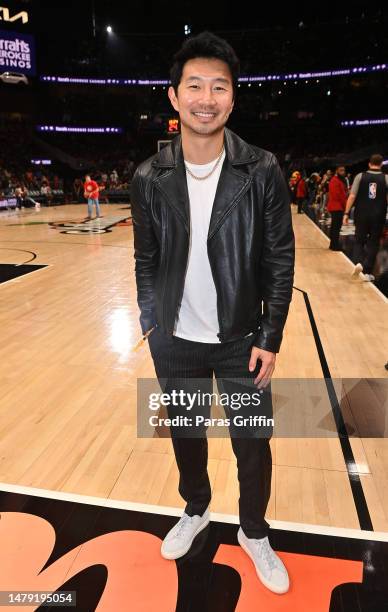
[131, 127, 295, 353]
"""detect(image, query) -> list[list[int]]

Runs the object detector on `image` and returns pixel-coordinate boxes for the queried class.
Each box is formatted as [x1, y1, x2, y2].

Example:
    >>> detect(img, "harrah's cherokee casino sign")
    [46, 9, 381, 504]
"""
[0, 29, 35, 75]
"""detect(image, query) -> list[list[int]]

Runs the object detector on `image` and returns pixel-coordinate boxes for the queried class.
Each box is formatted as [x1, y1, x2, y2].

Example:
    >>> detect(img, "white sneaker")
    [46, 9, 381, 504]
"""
[359, 272, 375, 282]
[161, 509, 210, 560]
[238, 528, 289, 594]
[351, 263, 363, 279]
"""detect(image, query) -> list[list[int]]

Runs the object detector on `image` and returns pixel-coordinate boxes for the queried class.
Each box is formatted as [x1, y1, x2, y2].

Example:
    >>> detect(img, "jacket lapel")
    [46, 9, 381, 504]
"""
[153, 161, 190, 234]
[207, 159, 252, 241]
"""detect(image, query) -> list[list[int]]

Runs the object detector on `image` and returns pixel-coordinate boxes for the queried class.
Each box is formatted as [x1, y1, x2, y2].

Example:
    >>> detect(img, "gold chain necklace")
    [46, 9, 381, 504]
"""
[184, 146, 225, 181]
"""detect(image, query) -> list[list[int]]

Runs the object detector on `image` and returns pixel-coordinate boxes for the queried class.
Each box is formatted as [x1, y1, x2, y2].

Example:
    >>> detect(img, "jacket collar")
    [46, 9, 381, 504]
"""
[152, 127, 255, 239]
[152, 127, 259, 169]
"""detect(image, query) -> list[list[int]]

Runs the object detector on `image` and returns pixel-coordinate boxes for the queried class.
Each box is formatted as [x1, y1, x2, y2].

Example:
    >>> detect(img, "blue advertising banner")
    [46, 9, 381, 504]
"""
[0, 29, 35, 75]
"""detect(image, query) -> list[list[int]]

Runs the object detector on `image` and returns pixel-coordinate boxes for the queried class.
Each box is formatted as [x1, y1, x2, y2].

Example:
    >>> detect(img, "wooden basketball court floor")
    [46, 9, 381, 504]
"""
[0, 202, 387, 610]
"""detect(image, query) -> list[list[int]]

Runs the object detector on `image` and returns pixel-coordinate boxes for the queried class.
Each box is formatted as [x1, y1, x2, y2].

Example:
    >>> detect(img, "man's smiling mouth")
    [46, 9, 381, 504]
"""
[193, 111, 216, 118]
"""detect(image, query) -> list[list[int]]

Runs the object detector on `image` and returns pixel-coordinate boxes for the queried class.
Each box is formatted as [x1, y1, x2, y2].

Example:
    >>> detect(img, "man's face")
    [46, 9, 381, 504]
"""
[337, 167, 346, 176]
[168, 57, 234, 137]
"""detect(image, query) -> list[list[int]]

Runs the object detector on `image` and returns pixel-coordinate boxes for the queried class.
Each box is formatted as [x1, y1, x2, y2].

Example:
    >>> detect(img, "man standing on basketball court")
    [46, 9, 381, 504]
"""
[344, 154, 388, 281]
[131, 32, 294, 595]
[83, 174, 101, 220]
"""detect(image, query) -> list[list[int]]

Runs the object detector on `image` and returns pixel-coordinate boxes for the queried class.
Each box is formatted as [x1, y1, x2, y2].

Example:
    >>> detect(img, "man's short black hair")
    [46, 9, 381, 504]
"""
[369, 153, 383, 167]
[170, 31, 240, 98]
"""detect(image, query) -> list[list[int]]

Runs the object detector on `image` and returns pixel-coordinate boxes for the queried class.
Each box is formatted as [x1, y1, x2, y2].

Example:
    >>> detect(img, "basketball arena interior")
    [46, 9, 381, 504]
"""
[0, 2, 387, 611]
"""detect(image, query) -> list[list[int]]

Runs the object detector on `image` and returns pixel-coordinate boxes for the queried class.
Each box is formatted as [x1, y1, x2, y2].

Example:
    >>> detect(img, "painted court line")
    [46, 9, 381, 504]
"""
[1, 481, 388, 542]
[0, 264, 50, 286]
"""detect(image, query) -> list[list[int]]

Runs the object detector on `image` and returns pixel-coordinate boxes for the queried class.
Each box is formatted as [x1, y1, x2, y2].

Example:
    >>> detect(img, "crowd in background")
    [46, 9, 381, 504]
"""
[289, 166, 359, 227]
[0, 165, 64, 203]
[72, 161, 136, 202]
[288, 160, 388, 287]
[0, 161, 136, 205]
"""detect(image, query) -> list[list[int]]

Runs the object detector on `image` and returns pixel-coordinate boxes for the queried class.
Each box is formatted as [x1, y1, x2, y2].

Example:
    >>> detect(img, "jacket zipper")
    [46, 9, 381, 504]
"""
[161, 225, 168, 329]
[162, 229, 190, 333]
[208, 242, 225, 342]
[206, 177, 252, 341]
[172, 232, 190, 332]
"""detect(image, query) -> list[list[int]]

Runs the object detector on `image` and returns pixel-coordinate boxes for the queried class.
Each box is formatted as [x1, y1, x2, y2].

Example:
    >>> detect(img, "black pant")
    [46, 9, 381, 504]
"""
[329, 210, 344, 249]
[148, 328, 273, 539]
[296, 197, 305, 214]
[354, 214, 384, 274]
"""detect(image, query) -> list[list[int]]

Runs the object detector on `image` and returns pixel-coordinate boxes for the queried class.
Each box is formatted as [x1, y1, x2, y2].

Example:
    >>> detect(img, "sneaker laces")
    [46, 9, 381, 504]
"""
[174, 514, 194, 538]
[256, 538, 278, 572]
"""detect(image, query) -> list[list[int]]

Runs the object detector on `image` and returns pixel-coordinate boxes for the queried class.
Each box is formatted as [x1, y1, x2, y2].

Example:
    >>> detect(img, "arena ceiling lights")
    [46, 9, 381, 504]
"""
[40, 63, 388, 87]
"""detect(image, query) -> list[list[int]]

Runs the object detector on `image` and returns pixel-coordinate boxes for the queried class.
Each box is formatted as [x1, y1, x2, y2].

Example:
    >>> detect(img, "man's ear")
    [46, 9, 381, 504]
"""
[168, 86, 179, 112]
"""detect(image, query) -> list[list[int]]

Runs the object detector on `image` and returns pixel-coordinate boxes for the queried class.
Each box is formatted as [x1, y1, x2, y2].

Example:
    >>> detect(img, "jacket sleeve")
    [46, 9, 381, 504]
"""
[329, 177, 347, 208]
[327, 177, 336, 206]
[254, 155, 295, 353]
[131, 168, 159, 334]
[339, 179, 347, 207]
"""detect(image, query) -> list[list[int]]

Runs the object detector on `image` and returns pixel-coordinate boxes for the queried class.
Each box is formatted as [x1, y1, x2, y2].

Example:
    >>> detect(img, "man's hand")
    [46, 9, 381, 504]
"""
[343, 214, 349, 225]
[249, 347, 276, 389]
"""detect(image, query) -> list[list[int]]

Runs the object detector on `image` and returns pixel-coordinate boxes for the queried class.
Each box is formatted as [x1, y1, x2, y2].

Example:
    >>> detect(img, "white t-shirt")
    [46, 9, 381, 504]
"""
[174, 150, 226, 343]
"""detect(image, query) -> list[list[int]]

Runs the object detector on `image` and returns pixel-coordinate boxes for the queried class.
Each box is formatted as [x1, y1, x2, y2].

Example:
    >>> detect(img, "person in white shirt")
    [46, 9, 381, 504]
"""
[131, 31, 294, 595]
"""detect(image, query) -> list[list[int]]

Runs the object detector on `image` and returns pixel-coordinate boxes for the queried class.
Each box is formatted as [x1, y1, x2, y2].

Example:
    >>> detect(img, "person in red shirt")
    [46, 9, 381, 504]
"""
[290, 171, 307, 213]
[83, 174, 101, 219]
[288, 173, 298, 204]
[327, 165, 348, 250]
[294, 172, 307, 214]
